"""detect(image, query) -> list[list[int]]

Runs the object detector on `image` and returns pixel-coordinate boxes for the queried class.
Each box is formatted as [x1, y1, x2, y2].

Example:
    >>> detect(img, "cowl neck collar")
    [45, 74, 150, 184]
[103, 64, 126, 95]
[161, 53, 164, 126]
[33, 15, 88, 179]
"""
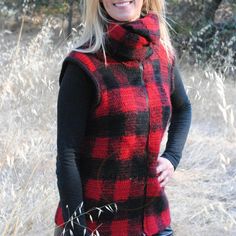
[104, 12, 161, 62]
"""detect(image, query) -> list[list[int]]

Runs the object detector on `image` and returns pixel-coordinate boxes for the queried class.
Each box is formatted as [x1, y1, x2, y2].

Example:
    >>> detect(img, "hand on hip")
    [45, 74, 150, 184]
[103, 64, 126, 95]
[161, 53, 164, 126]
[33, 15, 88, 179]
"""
[156, 157, 174, 187]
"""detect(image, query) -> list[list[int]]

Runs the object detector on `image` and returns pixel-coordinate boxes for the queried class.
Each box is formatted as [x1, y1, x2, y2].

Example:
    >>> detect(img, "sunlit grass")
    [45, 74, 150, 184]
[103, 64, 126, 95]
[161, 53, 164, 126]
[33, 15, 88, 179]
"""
[162, 65, 236, 235]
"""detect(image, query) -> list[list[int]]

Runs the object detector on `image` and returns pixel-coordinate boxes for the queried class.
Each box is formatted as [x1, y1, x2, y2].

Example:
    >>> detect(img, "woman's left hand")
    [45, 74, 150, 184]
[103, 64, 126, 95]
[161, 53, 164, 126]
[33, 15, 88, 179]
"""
[156, 157, 174, 187]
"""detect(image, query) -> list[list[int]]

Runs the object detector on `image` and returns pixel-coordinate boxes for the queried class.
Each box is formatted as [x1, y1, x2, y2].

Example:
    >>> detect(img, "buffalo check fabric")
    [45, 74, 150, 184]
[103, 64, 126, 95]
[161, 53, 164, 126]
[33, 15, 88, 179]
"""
[55, 12, 175, 236]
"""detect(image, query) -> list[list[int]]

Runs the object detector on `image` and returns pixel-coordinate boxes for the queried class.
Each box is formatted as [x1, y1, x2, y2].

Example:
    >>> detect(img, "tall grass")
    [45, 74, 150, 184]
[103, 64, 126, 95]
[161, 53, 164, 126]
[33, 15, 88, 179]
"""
[0, 16, 235, 235]
[162, 65, 236, 235]
[0, 16, 68, 236]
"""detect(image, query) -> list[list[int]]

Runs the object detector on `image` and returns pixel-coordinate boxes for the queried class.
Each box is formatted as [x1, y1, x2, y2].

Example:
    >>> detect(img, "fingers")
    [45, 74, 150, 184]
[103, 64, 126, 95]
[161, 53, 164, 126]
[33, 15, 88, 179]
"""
[157, 170, 168, 182]
[156, 157, 174, 187]
[160, 176, 169, 187]
[156, 163, 165, 174]
[158, 170, 169, 187]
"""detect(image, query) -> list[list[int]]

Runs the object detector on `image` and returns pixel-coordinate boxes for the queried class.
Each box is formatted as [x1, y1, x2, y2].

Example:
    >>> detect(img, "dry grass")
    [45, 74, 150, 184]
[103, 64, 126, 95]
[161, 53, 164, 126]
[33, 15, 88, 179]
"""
[0, 16, 235, 236]
[162, 66, 236, 235]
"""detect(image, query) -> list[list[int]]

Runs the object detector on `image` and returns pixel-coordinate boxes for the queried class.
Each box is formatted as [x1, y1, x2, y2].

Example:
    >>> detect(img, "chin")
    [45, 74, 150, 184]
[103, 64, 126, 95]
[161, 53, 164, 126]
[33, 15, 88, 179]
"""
[113, 14, 139, 22]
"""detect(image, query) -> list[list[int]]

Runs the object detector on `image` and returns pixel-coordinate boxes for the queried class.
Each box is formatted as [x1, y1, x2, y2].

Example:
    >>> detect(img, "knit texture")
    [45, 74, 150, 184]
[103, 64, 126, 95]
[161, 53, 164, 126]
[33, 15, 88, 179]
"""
[55, 12, 175, 236]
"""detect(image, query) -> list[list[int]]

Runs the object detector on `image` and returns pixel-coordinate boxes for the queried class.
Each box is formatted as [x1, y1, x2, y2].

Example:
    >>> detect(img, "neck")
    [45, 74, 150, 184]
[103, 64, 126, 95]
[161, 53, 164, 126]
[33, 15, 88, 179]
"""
[102, 12, 160, 62]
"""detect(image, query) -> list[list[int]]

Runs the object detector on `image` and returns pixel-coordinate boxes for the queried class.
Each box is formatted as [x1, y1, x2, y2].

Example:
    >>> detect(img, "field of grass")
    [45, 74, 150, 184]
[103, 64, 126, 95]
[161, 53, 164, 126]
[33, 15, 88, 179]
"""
[0, 17, 235, 235]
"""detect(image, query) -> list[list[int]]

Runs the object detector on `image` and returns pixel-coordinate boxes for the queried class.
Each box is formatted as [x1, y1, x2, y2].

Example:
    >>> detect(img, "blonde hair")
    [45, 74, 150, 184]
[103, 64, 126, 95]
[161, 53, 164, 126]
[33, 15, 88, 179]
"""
[73, 0, 175, 63]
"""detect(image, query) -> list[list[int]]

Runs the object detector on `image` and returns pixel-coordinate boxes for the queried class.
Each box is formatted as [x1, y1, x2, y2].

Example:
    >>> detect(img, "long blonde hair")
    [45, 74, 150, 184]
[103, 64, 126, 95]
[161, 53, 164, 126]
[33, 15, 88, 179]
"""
[73, 0, 175, 63]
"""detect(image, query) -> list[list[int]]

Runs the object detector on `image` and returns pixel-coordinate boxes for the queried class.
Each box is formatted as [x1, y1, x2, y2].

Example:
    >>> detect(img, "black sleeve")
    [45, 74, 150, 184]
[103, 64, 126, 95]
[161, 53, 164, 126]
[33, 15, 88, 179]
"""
[160, 65, 192, 170]
[56, 63, 93, 236]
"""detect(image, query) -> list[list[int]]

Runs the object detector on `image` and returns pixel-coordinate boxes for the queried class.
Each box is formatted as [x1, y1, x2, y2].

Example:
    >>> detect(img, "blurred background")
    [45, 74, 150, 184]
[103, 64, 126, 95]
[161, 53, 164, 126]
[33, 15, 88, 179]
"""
[0, 0, 235, 235]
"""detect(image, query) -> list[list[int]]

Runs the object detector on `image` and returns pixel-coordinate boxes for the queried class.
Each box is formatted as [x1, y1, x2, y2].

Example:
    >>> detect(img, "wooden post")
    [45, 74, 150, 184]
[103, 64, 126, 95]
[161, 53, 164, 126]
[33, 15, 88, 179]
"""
[203, 0, 223, 23]
[67, 0, 74, 39]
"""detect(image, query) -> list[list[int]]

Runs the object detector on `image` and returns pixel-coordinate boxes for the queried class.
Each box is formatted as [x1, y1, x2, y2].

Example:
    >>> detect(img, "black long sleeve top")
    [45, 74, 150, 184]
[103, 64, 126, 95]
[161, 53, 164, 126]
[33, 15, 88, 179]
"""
[56, 63, 192, 235]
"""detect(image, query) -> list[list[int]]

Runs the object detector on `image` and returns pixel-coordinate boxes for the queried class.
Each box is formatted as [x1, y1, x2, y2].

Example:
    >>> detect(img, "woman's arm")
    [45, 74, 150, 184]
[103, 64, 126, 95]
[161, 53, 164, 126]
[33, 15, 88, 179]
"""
[160, 65, 192, 170]
[56, 63, 93, 236]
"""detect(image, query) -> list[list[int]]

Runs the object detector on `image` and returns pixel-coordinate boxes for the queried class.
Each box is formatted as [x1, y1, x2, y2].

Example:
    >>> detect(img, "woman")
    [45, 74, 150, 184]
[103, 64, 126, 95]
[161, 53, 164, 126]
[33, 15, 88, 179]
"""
[54, 0, 192, 235]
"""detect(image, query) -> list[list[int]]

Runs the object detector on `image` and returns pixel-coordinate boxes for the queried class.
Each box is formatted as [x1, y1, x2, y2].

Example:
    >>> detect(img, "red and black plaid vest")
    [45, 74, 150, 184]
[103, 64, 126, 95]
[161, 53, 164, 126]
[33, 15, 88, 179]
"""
[55, 12, 175, 236]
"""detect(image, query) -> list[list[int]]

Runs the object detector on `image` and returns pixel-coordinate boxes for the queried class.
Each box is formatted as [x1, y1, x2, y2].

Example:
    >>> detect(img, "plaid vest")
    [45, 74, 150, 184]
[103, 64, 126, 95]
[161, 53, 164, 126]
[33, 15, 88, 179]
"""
[55, 13, 175, 236]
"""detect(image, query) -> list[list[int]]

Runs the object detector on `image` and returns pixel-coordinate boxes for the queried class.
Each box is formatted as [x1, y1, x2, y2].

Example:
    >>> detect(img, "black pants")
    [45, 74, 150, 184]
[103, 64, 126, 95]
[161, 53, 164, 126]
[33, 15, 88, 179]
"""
[142, 226, 173, 236]
[154, 226, 173, 236]
[54, 225, 173, 236]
